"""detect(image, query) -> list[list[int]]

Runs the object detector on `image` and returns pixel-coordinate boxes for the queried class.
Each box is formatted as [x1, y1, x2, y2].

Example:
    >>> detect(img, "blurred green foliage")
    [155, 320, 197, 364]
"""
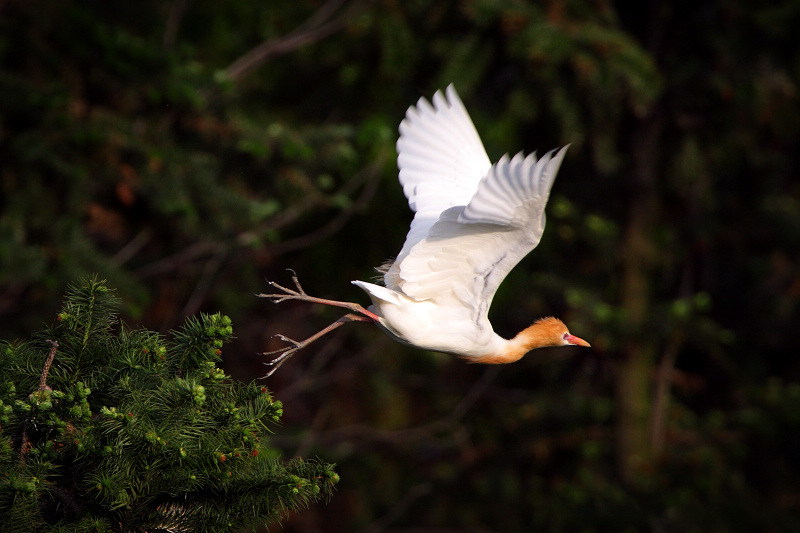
[1, 0, 799, 531]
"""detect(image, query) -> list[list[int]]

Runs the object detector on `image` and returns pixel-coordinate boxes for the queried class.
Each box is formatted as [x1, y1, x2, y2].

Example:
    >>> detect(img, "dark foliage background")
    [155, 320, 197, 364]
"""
[2, 0, 799, 531]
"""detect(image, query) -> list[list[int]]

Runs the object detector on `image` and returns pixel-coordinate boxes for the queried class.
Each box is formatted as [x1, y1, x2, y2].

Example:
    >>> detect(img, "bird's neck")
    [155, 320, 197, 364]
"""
[471, 318, 563, 364]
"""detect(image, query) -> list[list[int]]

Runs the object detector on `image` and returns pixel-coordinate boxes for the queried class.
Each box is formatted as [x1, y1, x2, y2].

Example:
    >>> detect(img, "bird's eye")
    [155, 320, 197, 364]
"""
[562, 332, 570, 340]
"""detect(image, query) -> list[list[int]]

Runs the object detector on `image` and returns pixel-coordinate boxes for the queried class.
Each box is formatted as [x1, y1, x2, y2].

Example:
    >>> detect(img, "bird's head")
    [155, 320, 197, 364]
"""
[524, 317, 591, 349]
[476, 316, 591, 364]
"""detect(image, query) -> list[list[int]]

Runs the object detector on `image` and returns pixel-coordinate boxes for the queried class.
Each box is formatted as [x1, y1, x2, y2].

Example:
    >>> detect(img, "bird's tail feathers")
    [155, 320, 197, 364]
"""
[351, 280, 402, 305]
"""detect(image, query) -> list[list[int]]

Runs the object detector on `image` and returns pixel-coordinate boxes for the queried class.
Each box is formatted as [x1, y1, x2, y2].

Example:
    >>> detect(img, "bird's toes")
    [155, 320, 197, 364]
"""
[263, 334, 302, 354]
[274, 333, 296, 343]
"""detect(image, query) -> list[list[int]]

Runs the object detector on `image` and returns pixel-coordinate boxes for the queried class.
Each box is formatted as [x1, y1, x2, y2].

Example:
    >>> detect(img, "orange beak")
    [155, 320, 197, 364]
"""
[565, 334, 591, 347]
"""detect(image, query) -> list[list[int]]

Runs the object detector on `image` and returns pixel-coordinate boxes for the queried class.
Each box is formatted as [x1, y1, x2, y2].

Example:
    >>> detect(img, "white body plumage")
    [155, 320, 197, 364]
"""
[351, 85, 586, 363]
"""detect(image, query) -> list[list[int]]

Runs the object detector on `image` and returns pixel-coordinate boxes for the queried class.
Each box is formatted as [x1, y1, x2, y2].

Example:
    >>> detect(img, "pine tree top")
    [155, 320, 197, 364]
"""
[0, 277, 338, 533]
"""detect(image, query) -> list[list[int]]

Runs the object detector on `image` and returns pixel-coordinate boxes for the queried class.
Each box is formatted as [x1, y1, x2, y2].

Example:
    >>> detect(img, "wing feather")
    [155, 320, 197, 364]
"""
[458, 147, 567, 227]
[395, 146, 569, 322]
[387, 85, 492, 288]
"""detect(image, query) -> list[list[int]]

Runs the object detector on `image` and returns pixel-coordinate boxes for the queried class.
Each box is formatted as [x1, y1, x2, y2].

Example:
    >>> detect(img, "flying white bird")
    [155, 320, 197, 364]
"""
[261, 85, 589, 376]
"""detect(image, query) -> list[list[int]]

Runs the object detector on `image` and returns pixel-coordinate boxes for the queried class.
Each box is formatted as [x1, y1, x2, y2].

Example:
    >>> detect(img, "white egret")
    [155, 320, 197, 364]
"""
[261, 85, 589, 376]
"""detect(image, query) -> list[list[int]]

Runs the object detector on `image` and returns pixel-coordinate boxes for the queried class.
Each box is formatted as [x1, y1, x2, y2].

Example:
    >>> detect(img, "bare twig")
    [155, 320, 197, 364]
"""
[359, 483, 433, 533]
[272, 366, 501, 448]
[224, 0, 352, 82]
[649, 339, 679, 456]
[111, 229, 153, 266]
[163, 0, 190, 49]
[448, 365, 502, 422]
[293, 403, 334, 458]
[38, 340, 59, 392]
[238, 156, 384, 257]
[133, 241, 223, 279]
[177, 245, 229, 320]
[278, 334, 389, 400]
[20, 340, 60, 459]
[650, 260, 691, 456]
[268, 159, 384, 255]
[134, 156, 383, 281]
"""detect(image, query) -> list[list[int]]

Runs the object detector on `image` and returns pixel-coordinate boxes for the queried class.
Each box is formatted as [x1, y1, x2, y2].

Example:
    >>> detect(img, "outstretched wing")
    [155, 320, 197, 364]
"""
[388, 85, 492, 285]
[393, 146, 568, 322]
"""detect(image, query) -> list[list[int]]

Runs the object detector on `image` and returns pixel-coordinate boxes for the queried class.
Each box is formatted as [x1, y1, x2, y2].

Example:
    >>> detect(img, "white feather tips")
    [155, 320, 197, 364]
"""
[396, 85, 492, 213]
[459, 145, 569, 227]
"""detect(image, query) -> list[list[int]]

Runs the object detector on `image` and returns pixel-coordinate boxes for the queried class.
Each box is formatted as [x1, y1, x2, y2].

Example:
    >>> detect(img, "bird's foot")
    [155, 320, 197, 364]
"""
[258, 270, 381, 322]
[259, 269, 309, 304]
[260, 312, 373, 379]
[262, 334, 305, 378]
[259, 272, 380, 377]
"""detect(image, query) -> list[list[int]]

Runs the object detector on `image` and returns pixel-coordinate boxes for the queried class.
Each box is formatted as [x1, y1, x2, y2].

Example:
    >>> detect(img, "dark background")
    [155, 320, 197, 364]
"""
[2, 1, 800, 531]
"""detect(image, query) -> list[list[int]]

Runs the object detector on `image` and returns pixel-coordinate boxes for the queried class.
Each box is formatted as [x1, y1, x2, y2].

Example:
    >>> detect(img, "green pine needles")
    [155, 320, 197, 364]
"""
[0, 278, 338, 532]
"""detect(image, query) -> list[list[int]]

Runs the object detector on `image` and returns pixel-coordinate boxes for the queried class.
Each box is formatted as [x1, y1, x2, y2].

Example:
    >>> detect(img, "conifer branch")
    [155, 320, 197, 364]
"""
[38, 339, 58, 392]
[19, 340, 60, 461]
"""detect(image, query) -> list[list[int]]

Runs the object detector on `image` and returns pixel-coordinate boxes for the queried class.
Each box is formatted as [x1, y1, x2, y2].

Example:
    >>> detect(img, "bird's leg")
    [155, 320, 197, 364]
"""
[262, 313, 372, 378]
[258, 271, 381, 322]
[259, 271, 381, 378]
